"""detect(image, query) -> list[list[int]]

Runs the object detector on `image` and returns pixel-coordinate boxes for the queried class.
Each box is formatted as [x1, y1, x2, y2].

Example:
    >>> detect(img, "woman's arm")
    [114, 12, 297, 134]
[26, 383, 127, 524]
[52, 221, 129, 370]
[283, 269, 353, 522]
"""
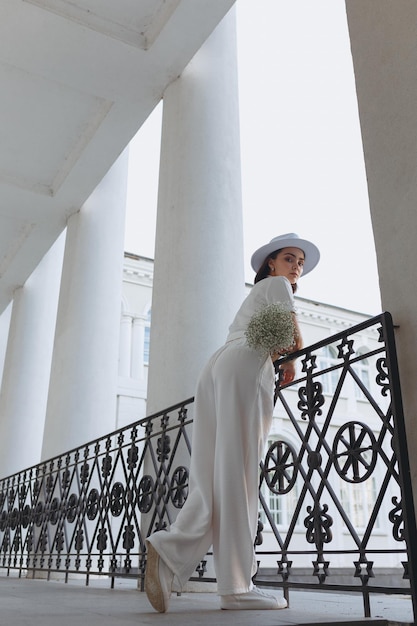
[277, 312, 303, 385]
[291, 312, 303, 351]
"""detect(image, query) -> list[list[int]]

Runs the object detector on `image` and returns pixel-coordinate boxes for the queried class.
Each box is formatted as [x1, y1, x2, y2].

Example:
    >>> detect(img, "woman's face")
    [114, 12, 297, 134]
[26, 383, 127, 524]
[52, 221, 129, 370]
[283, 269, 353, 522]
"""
[268, 247, 305, 285]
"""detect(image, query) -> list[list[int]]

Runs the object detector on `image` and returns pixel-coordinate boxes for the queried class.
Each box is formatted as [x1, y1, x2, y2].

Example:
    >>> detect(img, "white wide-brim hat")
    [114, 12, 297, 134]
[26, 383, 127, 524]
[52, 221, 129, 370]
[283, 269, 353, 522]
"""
[251, 232, 320, 276]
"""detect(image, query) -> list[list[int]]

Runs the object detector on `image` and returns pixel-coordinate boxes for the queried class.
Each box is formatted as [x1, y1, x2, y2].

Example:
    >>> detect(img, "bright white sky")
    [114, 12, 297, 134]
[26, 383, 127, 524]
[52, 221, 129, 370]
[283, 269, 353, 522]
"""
[125, 0, 382, 316]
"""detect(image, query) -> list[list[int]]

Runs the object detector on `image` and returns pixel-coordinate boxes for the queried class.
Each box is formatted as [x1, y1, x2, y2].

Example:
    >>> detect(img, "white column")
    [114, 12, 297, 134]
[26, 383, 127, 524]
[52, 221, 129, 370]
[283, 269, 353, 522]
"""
[147, 7, 245, 413]
[42, 150, 129, 460]
[346, 3, 417, 503]
[0, 303, 12, 387]
[0, 233, 65, 476]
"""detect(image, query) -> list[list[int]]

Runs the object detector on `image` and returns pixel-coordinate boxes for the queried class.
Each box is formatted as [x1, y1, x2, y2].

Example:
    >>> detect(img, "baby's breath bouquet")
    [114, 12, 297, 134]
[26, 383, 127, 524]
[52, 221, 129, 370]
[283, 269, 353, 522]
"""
[245, 302, 295, 357]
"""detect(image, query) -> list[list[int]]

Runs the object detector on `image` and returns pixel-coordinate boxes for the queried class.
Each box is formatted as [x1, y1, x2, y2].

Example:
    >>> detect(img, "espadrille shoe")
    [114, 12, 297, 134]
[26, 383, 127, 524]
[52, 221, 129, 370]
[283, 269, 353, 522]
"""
[144, 542, 174, 613]
[220, 586, 288, 610]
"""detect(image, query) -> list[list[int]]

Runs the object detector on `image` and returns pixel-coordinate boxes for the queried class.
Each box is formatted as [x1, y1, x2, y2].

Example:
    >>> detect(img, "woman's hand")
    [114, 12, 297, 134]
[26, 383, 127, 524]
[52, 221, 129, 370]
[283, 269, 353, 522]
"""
[279, 360, 296, 385]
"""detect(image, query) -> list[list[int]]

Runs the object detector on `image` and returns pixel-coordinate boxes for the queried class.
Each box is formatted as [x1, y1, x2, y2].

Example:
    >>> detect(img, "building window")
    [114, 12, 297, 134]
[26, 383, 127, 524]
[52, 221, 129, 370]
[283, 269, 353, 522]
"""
[317, 345, 339, 394]
[353, 349, 370, 400]
[340, 476, 380, 530]
[143, 309, 151, 365]
[265, 483, 300, 527]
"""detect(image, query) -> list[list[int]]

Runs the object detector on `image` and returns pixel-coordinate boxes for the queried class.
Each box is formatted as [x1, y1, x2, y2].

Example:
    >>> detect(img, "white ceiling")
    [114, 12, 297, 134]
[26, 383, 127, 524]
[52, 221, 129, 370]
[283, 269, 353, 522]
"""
[0, 0, 235, 312]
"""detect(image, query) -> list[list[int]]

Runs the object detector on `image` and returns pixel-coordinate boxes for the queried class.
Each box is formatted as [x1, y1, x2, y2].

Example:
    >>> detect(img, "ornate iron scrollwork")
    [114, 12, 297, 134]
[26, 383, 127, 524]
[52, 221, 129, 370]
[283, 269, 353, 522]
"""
[389, 496, 404, 542]
[376, 356, 390, 397]
[80, 462, 90, 484]
[75, 529, 84, 551]
[297, 380, 325, 421]
[127, 444, 139, 470]
[157, 434, 171, 462]
[61, 469, 71, 489]
[101, 454, 112, 477]
[55, 531, 64, 553]
[97, 527, 108, 551]
[304, 503, 333, 549]
[122, 524, 135, 550]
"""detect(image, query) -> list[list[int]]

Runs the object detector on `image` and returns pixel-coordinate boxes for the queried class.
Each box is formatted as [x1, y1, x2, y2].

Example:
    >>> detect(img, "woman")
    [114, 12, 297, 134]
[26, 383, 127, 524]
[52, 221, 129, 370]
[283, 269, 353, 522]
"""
[145, 232, 320, 612]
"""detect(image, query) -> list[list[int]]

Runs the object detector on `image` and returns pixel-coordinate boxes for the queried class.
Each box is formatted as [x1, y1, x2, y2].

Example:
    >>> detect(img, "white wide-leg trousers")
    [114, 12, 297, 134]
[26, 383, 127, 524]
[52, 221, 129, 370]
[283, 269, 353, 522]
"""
[148, 338, 275, 595]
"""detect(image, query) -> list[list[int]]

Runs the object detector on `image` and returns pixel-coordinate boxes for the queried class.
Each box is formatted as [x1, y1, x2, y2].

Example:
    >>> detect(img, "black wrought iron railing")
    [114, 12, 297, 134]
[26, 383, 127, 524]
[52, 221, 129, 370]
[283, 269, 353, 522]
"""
[0, 312, 415, 621]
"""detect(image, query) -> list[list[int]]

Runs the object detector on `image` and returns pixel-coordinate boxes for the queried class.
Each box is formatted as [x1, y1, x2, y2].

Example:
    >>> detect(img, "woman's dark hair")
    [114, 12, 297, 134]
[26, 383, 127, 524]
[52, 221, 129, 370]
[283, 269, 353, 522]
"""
[254, 248, 298, 293]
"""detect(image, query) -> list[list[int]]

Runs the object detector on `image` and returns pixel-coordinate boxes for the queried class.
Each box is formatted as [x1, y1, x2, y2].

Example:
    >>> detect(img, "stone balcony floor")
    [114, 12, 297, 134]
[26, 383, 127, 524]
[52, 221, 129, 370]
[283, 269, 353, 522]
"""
[0, 574, 413, 626]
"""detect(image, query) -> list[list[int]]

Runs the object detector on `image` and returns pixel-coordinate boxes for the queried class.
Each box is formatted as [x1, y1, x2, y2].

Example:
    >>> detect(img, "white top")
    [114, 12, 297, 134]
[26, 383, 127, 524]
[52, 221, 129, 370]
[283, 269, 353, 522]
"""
[226, 276, 295, 341]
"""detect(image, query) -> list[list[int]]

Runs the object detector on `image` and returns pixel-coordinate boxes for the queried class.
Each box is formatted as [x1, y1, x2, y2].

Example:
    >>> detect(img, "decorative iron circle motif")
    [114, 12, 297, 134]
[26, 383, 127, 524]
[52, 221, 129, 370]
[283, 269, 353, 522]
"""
[61, 469, 71, 489]
[9, 508, 19, 530]
[170, 466, 189, 508]
[110, 482, 125, 517]
[263, 441, 298, 494]
[101, 454, 113, 477]
[333, 421, 377, 483]
[21, 504, 31, 528]
[137, 475, 154, 514]
[86, 489, 100, 520]
[66, 494, 78, 523]
[49, 497, 60, 525]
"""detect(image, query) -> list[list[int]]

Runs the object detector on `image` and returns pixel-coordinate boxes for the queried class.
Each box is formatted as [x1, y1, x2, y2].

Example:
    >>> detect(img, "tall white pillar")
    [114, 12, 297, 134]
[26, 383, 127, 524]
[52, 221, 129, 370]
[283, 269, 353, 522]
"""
[147, 7, 245, 413]
[0, 303, 12, 388]
[346, 3, 417, 507]
[0, 233, 65, 476]
[42, 150, 129, 460]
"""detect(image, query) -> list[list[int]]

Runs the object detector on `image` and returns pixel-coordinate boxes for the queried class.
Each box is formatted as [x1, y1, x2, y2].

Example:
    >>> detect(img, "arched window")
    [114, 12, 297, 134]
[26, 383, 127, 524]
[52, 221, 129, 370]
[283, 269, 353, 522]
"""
[317, 345, 339, 394]
[143, 309, 151, 366]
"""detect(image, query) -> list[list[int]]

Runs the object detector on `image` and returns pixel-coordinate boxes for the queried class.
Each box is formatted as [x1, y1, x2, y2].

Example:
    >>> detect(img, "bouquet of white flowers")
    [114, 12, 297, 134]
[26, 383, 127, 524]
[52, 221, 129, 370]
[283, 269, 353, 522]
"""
[245, 302, 295, 357]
